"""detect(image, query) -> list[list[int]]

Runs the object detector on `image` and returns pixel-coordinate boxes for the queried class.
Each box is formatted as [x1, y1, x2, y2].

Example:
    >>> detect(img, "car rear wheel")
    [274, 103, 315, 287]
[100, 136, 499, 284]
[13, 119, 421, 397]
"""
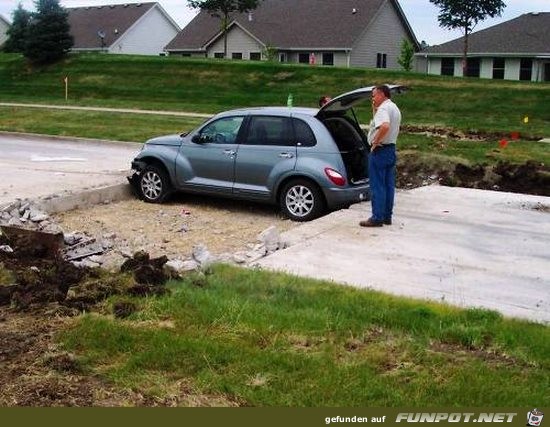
[139, 165, 170, 203]
[280, 179, 325, 222]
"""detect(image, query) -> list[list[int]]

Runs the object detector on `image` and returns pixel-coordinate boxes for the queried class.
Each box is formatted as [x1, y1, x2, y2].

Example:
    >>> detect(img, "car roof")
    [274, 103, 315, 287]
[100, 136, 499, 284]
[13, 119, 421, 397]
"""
[216, 106, 319, 118]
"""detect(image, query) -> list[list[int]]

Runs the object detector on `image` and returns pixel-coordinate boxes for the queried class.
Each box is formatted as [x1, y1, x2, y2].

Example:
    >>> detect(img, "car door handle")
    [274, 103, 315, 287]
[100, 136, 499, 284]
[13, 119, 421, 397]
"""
[223, 149, 236, 156]
[279, 152, 294, 159]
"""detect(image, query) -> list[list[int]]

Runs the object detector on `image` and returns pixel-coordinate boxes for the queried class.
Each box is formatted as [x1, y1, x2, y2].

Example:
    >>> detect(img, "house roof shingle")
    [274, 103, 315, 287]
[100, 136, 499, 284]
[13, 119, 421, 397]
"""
[425, 12, 550, 55]
[67, 2, 156, 49]
[166, 0, 416, 51]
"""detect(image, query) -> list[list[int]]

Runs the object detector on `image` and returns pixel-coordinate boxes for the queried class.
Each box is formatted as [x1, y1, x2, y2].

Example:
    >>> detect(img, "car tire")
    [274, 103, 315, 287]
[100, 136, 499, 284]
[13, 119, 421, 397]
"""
[139, 164, 171, 203]
[279, 179, 325, 222]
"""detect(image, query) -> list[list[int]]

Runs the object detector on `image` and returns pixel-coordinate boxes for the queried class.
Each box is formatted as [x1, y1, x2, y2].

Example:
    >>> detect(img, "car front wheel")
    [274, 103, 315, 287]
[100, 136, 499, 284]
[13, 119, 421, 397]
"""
[280, 179, 325, 222]
[139, 165, 170, 203]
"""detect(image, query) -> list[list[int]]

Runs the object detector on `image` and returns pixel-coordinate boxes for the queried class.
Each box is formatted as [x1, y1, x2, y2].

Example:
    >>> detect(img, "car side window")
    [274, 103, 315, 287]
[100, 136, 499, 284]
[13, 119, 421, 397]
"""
[244, 116, 294, 146]
[292, 118, 317, 147]
[199, 116, 244, 144]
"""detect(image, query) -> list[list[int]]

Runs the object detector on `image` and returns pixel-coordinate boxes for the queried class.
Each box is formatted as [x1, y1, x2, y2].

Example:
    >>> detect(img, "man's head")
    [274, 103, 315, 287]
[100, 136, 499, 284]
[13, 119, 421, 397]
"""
[318, 95, 331, 107]
[372, 85, 391, 108]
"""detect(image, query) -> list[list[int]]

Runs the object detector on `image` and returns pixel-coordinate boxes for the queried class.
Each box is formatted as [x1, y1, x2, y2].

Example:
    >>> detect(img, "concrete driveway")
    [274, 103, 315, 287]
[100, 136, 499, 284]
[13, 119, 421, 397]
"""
[0, 133, 139, 207]
[257, 186, 550, 324]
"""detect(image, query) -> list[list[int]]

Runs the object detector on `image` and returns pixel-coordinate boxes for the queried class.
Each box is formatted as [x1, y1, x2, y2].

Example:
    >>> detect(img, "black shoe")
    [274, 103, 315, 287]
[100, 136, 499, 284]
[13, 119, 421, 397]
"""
[359, 218, 383, 227]
[383, 219, 392, 225]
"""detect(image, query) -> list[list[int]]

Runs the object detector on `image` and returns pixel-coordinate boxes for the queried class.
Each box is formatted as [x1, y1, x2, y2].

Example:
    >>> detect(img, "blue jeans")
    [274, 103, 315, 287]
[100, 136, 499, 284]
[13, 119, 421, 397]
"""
[368, 145, 396, 222]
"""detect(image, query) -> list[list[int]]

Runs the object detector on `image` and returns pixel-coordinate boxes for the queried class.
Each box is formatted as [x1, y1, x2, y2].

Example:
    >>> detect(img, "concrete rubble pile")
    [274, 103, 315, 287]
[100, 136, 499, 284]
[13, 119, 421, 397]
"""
[1, 199, 288, 274]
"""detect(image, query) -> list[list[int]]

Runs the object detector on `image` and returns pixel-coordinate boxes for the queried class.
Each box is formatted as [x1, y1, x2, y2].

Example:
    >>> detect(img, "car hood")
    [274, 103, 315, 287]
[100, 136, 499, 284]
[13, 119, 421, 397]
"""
[317, 85, 407, 115]
[145, 134, 183, 146]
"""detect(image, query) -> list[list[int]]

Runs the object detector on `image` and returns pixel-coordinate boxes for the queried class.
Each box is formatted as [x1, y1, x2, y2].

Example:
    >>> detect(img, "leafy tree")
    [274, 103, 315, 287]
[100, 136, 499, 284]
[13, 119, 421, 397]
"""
[262, 44, 277, 62]
[430, 0, 505, 76]
[188, 0, 262, 59]
[3, 3, 32, 53]
[24, 0, 73, 64]
[397, 39, 415, 72]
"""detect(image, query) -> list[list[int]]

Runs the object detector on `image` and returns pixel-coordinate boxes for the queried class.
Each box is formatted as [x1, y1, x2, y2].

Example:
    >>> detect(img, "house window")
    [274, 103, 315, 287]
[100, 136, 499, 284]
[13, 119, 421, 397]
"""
[520, 58, 532, 81]
[441, 58, 454, 76]
[279, 53, 287, 62]
[376, 53, 387, 68]
[322, 53, 334, 66]
[466, 58, 480, 77]
[214, 52, 224, 59]
[492, 58, 505, 79]
[232, 52, 243, 60]
[250, 52, 261, 61]
[298, 53, 310, 64]
[180, 53, 191, 57]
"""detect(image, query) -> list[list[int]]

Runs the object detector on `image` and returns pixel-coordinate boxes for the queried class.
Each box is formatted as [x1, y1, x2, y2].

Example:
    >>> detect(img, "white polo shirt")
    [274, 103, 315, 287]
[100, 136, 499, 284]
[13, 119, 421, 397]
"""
[373, 99, 402, 145]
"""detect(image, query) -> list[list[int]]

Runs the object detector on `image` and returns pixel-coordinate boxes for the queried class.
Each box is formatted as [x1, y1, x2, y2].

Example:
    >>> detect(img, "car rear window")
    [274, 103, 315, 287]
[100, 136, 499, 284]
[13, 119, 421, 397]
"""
[292, 118, 317, 147]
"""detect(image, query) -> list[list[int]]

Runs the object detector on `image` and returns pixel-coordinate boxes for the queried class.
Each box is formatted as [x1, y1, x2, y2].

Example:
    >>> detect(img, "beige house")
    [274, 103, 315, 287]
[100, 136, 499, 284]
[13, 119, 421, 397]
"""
[165, 0, 419, 69]
[0, 15, 10, 47]
[416, 12, 550, 82]
[67, 2, 180, 55]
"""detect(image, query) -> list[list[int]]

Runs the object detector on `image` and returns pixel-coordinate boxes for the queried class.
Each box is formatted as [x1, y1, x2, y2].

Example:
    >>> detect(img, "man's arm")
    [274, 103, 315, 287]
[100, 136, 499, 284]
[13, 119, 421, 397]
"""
[371, 122, 390, 151]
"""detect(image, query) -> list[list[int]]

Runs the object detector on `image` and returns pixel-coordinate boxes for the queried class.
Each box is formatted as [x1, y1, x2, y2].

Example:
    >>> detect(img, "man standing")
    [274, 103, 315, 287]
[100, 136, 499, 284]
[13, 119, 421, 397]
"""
[360, 85, 401, 227]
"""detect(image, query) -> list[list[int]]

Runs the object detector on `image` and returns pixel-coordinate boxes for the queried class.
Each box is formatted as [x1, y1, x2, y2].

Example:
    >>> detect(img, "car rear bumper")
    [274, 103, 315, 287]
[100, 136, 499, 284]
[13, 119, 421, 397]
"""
[322, 184, 370, 209]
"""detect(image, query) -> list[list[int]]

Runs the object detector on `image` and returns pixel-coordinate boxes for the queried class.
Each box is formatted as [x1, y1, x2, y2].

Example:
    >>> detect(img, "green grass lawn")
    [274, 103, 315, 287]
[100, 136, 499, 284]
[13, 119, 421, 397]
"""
[60, 265, 550, 407]
[1, 53, 549, 138]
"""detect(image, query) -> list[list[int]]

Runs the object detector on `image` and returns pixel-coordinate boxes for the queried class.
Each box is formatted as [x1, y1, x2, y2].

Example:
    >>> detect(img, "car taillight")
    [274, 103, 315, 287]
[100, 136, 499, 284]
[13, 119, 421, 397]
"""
[324, 168, 346, 186]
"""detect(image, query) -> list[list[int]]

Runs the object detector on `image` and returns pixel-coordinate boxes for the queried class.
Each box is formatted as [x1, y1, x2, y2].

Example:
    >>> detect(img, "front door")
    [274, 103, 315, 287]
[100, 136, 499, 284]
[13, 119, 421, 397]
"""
[233, 115, 296, 200]
[176, 116, 244, 194]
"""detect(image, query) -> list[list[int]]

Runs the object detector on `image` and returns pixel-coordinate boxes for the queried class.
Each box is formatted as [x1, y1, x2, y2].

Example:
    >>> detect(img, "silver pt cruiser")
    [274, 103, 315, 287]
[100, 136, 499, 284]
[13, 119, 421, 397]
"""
[129, 86, 404, 221]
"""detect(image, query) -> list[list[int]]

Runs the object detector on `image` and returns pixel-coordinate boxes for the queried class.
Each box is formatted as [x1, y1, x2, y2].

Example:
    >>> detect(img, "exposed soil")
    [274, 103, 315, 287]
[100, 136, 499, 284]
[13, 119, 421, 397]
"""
[0, 233, 243, 406]
[402, 124, 542, 142]
[397, 155, 550, 197]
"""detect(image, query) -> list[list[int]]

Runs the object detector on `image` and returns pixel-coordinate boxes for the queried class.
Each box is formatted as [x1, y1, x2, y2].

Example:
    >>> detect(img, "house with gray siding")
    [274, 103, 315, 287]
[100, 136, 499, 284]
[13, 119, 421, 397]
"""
[68, 2, 180, 55]
[165, 0, 419, 69]
[416, 12, 550, 82]
[0, 15, 9, 47]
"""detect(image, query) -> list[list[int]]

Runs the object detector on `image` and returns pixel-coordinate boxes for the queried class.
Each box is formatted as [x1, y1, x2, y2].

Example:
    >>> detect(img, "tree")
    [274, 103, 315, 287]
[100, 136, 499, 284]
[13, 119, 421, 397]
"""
[397, 39, 415, 72]
[429, 0, 505, 77]
[188, 0, 262, 59]
[3, 3, 32, 53]
[262, 44, 277, 62]
[24, 0, 73, 64]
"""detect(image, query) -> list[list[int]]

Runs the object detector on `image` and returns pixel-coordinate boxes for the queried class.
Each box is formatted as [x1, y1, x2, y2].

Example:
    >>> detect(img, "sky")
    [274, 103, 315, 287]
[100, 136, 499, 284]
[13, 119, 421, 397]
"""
[0, 0, 548, 45]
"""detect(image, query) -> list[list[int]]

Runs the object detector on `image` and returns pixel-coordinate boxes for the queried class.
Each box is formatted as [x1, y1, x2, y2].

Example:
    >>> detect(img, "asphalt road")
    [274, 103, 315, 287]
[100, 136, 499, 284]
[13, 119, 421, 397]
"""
[0, 133, 140, 207]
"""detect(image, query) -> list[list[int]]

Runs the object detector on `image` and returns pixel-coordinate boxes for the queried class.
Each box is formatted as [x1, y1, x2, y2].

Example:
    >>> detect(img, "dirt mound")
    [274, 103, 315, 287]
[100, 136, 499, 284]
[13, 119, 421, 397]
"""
[397, 156, 550, 197]
[402, 124, 541, 141]
[0, 232, 189, 406]
[441, 161, 550, 196]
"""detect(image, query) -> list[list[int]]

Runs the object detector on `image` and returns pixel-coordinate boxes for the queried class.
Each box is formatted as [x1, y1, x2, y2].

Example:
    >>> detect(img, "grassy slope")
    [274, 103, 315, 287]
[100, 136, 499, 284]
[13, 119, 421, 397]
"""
[1, 53, 549, 137]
